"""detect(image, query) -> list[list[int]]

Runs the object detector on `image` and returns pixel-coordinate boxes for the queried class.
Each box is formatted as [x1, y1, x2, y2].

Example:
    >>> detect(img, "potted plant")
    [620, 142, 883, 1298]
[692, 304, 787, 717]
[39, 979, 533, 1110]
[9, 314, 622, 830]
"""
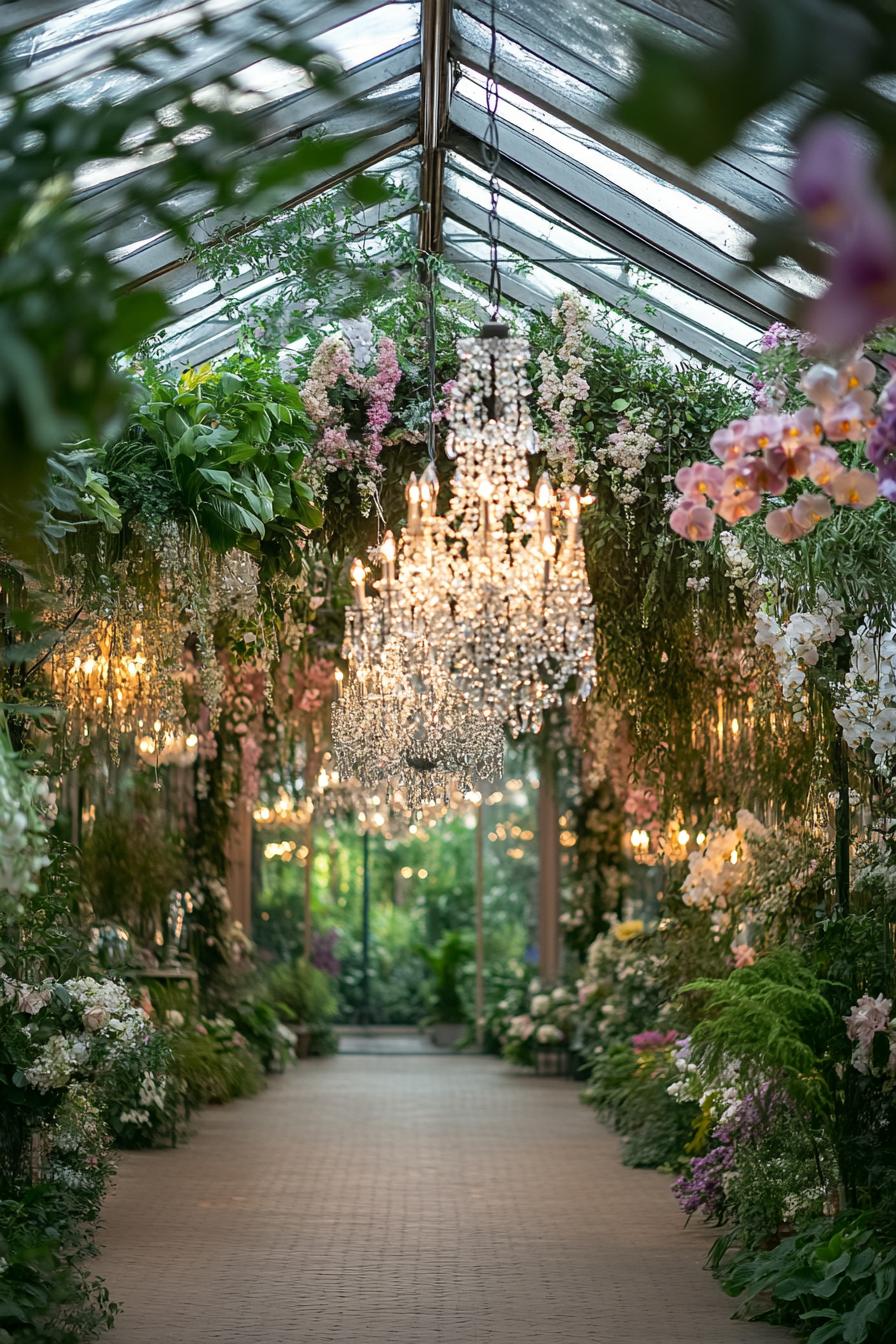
[420, 931, 471, 1047]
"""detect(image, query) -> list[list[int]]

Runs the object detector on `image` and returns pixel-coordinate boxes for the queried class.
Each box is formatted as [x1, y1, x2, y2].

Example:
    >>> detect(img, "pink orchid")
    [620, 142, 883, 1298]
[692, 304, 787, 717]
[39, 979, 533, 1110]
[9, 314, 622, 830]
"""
[752, 453, 789, 494]
[809, 193, 896, 349]
[716, 487, 761, 524]
[765, 505, 811, 543]
[669, 497, 716, 541]
[766, 442, 812, 480]
[744, 413, 783, 453]
[731, 943, 757, 969]
[829, 468, 879, 508]
[837, 354, 876, 397]
[792, 491, 833, 531]
[710, 420, 751, 462]
[721, 459, 757, 493]
[794, 406, 825, 442]
[800, 363, 843, 411]
[675, 462, 725, 500]
[792, 117, 872, 245]
[807, 444, 846, 490]
[822, 398, 872, 443]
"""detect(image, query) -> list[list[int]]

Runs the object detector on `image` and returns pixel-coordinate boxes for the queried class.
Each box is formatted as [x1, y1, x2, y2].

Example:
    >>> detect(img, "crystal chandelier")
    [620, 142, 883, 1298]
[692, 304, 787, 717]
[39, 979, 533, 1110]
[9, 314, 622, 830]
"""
[432, 327, 595, 733]
[49, 615, 187, 754]
[332, 1, 593, 785]
[332, 530, 504, 806]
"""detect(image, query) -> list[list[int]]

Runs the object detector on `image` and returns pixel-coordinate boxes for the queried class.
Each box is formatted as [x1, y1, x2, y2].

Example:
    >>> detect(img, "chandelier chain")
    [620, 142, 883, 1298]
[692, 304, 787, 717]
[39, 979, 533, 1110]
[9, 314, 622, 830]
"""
[483, 0, 502, 321]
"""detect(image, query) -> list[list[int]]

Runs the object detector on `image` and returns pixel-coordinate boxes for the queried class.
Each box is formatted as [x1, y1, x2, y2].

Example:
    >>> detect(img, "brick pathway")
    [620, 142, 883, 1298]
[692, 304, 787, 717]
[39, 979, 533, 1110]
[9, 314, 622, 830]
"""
[98, 1053, 787, 1343]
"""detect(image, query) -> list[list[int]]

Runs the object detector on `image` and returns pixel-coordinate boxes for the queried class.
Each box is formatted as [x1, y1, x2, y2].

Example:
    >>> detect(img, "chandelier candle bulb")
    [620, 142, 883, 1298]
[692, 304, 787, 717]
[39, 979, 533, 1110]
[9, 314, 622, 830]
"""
[350, 558, 367, 609]
[406, 474, 421, 533]
[380, 532, 396, 586]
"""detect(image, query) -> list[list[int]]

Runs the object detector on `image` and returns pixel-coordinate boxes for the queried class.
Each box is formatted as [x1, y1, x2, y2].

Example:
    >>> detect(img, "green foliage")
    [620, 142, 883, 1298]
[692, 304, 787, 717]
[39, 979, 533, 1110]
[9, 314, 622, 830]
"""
[168, 1025, 264, 1109]
[264, 958, 338, 1054]
[195, 181, 415, 352]
[0, 17, 350, 536]
[718, 1214, 896, 1343]
[419, 931, 472, 1025]
[79, 805, 184, 943]
[104, 360, 322, 565]
[683, 948, 837, 1115]
[0, 1186, 117, 1343]
[585, 1042, 698, 1169]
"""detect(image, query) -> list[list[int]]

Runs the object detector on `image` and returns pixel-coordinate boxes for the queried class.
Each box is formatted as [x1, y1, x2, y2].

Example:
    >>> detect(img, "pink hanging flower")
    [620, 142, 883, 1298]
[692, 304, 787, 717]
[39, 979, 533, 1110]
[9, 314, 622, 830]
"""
[793, 118, 896, 347]
[807, 444, 846, 490]
[792, 492, 833, 532]
[744, 413, 783, 453]
[731, 942, 757, 969]
[829, 468, 879, 508]
[710, 420, 751, 462]
[823, 399, 872, 443]
[669, 498, 715, 541]
[765, 505, 810, 543]
[675, 463, 725, 500]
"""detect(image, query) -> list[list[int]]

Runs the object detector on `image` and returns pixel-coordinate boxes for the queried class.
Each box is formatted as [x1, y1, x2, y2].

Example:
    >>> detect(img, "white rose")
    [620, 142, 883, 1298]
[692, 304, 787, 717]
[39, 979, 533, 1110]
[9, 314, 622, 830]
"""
[83, 1005, 110, 1032]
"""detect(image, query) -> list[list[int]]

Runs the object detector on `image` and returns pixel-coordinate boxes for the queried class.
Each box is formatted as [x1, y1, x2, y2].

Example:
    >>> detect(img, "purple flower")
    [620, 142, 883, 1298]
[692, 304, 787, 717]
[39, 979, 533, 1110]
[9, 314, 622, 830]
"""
[631, 1029, 679, 1053]
[793, 117, 896, 347]
[792, 117, 872, 244]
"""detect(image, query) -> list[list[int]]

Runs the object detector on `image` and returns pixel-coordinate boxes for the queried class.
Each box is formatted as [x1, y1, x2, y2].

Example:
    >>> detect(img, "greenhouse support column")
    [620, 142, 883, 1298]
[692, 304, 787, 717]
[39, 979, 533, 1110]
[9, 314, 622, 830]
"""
[361, 829, 371, 1026]
[538, 752, 561, 982]
[225, 804, 253, 932]
[475, 799, 485, 1049]
[303, 817, 314, 960]
[833, 726, 850, 913]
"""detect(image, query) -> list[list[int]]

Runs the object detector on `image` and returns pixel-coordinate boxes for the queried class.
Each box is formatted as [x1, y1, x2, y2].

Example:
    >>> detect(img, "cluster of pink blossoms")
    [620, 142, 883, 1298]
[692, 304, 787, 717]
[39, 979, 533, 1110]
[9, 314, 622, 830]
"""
[844, 993, 896, 1075]
[300, 332, 401, 471]
[670, 353, 881, 544]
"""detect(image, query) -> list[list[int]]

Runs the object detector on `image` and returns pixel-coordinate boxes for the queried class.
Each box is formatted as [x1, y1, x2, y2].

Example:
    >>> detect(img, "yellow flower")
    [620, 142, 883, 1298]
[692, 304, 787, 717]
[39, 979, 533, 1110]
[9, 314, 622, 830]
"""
[612, 918, 644, 942]
[178, 362, 216, 392]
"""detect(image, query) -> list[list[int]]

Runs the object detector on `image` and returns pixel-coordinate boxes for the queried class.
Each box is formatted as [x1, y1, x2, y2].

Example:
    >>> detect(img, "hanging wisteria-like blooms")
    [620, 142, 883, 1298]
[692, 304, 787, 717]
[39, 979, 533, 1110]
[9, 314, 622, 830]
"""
[537, 293, 591, 483]
[300, 329, 401, 473]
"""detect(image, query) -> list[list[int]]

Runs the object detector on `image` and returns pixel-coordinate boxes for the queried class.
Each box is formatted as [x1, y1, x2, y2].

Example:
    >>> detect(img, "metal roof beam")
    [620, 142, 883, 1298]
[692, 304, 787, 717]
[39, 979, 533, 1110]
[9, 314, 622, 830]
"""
[113, 111, 419, 289]
[9, 0, 383, 95]
[418, 0, 453, 253]
[455, 1, 800, 213]
[77, 43, 420, 238]
[443, 189, 755, 373]
[447, 110, 795, 329]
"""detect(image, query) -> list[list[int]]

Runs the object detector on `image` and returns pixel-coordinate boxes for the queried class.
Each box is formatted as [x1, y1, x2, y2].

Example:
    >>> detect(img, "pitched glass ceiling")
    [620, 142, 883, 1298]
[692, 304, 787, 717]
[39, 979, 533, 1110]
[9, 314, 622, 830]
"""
[8, 0, 823, 374]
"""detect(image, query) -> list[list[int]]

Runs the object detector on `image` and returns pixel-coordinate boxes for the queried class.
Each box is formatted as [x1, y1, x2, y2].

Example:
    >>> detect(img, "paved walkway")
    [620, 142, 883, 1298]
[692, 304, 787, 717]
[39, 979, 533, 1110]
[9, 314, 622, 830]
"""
[98, 1054, 787, 1343]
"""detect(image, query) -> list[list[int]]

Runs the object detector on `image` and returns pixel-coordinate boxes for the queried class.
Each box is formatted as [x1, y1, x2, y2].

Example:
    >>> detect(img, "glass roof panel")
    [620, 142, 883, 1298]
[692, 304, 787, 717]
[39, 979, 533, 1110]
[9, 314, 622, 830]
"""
[454, 68, 751, 260]
[444, 153, 762, 372]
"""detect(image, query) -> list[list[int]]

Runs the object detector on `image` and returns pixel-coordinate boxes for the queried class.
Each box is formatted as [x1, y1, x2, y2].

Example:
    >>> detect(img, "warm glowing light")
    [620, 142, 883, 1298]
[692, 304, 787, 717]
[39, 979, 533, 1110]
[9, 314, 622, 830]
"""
[400, 866, 414, 879]
[677, 828, 690, 846]
[417, 868, 428, 880]
[731, 717, 740, 736]
[696, 831, 706, 846]
[730, 848, 739, 865]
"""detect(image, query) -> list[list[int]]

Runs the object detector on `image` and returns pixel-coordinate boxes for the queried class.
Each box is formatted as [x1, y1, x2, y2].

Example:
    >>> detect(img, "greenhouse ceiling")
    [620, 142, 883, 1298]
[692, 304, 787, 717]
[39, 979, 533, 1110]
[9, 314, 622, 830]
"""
[6, 0, 820, 374]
